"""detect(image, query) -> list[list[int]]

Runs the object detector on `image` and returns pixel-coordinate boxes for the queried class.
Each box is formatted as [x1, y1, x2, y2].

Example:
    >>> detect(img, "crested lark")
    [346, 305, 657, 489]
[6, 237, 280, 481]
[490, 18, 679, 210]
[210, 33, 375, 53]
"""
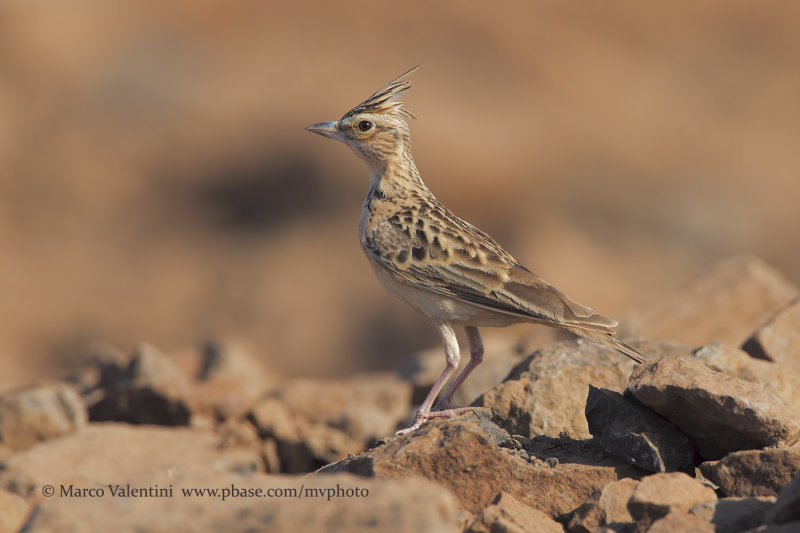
[307, 66, 647, 435]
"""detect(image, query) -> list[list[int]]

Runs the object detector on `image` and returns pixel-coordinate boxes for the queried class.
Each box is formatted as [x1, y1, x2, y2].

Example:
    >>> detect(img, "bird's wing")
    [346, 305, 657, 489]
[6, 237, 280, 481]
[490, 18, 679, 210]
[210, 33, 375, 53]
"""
[363, 202, 617, 333]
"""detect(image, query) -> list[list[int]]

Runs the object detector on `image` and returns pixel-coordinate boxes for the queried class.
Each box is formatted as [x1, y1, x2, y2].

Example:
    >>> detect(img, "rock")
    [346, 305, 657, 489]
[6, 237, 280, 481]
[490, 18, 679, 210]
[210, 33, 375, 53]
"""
[398, 335, 525, 408]
[648, 511, 715, 533]
[752, 524, 800, 533]
[689, 497, 775, 533]
[249, 373, 412, 473]
[699, 448, 800, 497]
[475, 339, 637, 438]
[628, 255, 799, 347]
[0, 487, 31, 533]
[693, 343, 800, 418]
[627, 472, 717, 530]
[627, 357, 800, 459]
[743, 298, 800, 372]
[22, 471, 459, 533]
[0, 423, 261, 497]
[585, 386, 695, 472]
[0, 383, 87, 451]
[319, 414, 643, 517]
[188, 341, 277, 421]
[566, 478, 637, 533]
[466, 491, 564, 533]
[766, 470, 800, 525]
[87, 343, 192, 426]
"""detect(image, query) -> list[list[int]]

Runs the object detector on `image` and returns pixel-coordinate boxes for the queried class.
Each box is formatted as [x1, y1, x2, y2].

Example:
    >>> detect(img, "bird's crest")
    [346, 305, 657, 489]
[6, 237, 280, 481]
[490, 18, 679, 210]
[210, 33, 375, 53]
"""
[343, 65, 420, 122]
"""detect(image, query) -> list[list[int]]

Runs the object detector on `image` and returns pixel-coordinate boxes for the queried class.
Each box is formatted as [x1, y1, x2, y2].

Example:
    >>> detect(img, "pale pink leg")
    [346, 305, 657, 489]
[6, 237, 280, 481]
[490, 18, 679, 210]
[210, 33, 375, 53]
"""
[434, 326, 484, 410]
[396, 321, 473, 435]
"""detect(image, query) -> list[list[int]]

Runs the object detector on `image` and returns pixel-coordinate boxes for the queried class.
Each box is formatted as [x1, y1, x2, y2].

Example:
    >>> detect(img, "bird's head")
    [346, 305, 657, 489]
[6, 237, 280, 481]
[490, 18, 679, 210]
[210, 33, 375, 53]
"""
[306, 66, 419, 168]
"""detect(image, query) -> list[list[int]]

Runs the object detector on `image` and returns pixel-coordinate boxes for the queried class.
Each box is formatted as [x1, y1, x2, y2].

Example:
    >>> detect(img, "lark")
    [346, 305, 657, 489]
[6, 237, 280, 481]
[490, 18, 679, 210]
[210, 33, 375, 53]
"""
[307, 66, 647, 435]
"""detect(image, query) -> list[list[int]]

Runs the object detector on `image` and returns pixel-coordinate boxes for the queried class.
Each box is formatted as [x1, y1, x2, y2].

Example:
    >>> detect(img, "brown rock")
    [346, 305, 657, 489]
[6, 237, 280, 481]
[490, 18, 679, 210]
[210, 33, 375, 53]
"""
[694, 343, 800, 418]
[0, 423, 261, 497]
[249, 373, 412, 473]
[628, 255, 799, 347]
[766, 470, 800, 525]
[87, 343, 192, 426]
[627, 472, 717, 530]
[566, 478, 637, 533]
[0, 383, 87, 451]
[743, 298, 800, 372]
[627, 357, 800, 459]
[689, 497, 775, 533]
[475, 339, 637, 438]
[585, 386, 695, 472]
[0, 487, 31, 533]
[466, 492, 564, 533]
[699, 448, 800, 497]
[319, 414, 643, 517]
[648, 511, 715, 533]
[23, 472, 459, 533]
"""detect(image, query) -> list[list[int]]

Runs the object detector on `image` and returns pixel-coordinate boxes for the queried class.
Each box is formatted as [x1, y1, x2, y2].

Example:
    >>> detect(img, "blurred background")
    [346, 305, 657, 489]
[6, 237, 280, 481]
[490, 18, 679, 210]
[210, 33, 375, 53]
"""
[1, 1, 798, 389]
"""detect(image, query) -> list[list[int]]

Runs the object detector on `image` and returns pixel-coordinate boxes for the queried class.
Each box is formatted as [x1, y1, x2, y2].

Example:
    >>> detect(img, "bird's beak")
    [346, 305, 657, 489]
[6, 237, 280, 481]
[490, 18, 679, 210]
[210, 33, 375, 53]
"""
[306, 121, 344, 142]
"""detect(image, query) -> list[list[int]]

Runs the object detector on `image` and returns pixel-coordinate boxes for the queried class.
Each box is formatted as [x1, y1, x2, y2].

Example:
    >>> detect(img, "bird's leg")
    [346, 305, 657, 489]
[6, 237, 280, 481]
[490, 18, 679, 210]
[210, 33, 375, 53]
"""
[396, 321, 473, 435]
[434, 326, 484, 410]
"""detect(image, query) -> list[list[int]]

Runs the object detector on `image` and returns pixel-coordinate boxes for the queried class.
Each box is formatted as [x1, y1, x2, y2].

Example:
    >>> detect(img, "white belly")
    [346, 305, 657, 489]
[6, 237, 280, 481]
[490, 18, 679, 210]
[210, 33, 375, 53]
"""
[369, 260, 520, 327]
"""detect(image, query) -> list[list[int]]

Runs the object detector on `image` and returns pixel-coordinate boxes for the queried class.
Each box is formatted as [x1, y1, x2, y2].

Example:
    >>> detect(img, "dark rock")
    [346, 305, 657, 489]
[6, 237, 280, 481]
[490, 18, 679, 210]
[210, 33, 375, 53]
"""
[689, 497, 775, 533]
[585, 385, 694, 472]
[87, 343, 192, 426]
[766, 470, 800, 525]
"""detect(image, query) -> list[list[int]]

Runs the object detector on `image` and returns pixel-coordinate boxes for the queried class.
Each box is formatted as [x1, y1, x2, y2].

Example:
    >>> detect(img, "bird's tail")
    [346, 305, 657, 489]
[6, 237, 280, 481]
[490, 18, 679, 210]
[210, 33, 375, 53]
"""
[565, 325, 649, 364]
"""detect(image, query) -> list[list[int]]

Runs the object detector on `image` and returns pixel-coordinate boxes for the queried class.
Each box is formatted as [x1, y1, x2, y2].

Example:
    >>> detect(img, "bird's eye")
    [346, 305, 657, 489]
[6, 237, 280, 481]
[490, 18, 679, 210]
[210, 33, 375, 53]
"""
[357, 120, 373, 132]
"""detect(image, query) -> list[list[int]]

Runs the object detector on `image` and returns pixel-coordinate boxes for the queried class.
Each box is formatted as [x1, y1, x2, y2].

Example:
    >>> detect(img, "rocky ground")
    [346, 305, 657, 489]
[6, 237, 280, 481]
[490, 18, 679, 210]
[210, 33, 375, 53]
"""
[1, 255, 799, 533]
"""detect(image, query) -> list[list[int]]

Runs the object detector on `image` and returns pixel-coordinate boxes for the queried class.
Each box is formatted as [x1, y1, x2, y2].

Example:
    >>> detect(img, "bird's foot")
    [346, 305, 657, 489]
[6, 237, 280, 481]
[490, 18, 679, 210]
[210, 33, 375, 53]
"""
[395, 406, 475, 436]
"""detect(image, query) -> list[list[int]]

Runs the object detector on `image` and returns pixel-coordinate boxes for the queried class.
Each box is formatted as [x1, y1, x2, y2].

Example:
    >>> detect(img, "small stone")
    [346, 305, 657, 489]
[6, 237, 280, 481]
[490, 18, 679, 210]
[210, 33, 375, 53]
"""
[585, 386, 695, 472]
[689, 497, 775, 533]
[627, 357, 800, 459]
[627, 472, 717, 530]
[699, 447, 800, 497]
[466, 492, 563, 533]
[0, 383, 87, 451]
[766, 470, 800, 525]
